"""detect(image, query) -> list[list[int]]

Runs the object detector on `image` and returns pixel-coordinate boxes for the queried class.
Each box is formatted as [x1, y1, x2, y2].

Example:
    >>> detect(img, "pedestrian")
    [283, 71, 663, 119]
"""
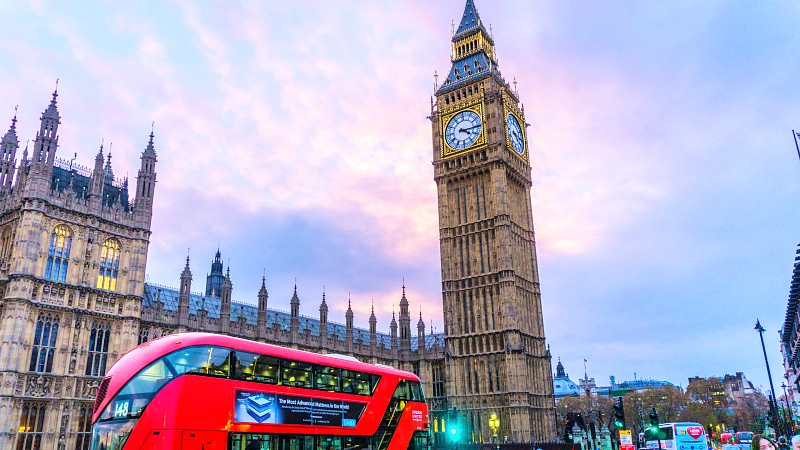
[790, 435, 800, 450]
[752, 435, 777, 450]
[246, 439, 263, 450]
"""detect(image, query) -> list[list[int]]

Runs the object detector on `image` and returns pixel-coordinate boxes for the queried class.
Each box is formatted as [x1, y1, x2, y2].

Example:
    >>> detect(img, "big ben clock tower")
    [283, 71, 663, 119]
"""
[430, 0, 556, 442]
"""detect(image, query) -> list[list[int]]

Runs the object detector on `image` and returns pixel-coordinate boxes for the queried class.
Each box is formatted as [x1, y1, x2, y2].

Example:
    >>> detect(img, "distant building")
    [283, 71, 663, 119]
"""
[687, 373, 757, 407]
[579, 375, 597, 396]
[595, 376, 676, 397]
[722, 372, 757, 405]
[780, 244, 800, 408]
[553, 359, 580, 399]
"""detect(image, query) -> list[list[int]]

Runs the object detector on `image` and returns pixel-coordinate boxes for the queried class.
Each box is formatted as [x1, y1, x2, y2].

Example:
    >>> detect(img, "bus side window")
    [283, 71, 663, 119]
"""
[235, 351, 259, 381]
[166, 346, 231, 378]
[254, 355, 280, 384]
[315, 366, 340, 392]
[393, 380, 409, 400]
[370, 375, 381, 395]
[408, 381, 423, 402]
[281, 360, 313, 388]
[341, 370, 372, 395]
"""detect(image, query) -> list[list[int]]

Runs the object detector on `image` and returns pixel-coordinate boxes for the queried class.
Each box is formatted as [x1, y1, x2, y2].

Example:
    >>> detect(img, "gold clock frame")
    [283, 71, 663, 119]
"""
[440, 103, 487, 159]
[503, 104, 528, 161]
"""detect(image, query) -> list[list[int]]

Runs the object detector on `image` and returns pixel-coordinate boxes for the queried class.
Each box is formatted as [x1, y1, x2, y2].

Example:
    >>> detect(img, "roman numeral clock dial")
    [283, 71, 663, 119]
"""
[445, 110, 482, 150]
[506, 113, 525, 155]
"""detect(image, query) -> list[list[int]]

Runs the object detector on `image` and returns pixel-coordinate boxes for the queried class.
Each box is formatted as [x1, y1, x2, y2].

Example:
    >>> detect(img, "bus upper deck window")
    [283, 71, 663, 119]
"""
[254, 355, 280, 384]
[235, 351, 259, 381]
[315, 366, 341, 392]
[166, 346, 231, 378]
[281, 360, 313, 388]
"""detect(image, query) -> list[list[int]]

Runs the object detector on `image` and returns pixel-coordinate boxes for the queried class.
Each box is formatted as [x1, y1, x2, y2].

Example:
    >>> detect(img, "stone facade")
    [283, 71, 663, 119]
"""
[428, 0, 556, 443]
[0, 90, 155, 450]
[781, 244, 800, 406]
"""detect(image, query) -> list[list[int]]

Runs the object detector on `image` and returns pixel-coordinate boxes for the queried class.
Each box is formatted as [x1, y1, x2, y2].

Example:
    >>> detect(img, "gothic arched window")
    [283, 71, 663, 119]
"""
[86, 322, 111, 376]
[17, 402, 46, 449]
[29, 314, 59, 373]
[45, 225, 72, 282]
[75, 404, 93, 450]
[138, 327, 150, 345]
[96, 239, 121, 291]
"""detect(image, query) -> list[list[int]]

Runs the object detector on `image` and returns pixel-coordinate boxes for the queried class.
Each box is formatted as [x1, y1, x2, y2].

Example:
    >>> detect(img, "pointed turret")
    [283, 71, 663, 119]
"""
[390, 310, 398, 351]
[134, 126, 158, 225]
[257, 274, 268, 339]
[220, 266, 232, 333]
[399, 283, 411, 351]
[345, 296, 354, 351]
[319, 290, 329, 348]
[90, 143, 105, 200]
[205, 248, 225, 298]
[555, 358, 566, 378]
[290, 284, 300, 336]
[25, 87, 60, 196]
[345, 296, 354, 330]
[417, 310, 426, 355]
[0, 109, 19, 193]
[15, 143, 28, 188]
[103, 152, 115, 185]
[178, 254, 192, 327]
[33, 87, 60, 167]
[319, 290, 328, 324]
[369, 302, 377, 349]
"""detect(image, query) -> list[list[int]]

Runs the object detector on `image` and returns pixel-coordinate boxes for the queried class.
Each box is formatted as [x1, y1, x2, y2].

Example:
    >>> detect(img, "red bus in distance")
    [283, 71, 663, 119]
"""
[90, 333, 430, 450]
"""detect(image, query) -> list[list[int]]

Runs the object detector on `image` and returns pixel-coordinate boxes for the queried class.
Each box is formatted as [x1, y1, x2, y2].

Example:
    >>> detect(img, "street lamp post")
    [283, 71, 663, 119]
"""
[755, 319, 782, 437]
[782, 382, 796, 433]
[489, 413, 500, 450]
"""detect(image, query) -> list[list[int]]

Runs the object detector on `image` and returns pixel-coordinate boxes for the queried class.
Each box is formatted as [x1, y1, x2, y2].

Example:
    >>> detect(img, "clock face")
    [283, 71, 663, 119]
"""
[507, 113, 524, 154]
[445, 110, 482, 150]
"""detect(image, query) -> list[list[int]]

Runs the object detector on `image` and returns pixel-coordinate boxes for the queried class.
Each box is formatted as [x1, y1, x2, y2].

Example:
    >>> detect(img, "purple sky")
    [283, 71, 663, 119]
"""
[1, 1, 799, 392]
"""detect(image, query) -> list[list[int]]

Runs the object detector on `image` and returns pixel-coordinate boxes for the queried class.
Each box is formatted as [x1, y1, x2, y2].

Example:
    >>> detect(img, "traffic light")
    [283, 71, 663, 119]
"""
[448, 408, 460, 440]
[564, 415, 576, 443]
[613, 397, 626, 429]
[646, 408, 660, 439]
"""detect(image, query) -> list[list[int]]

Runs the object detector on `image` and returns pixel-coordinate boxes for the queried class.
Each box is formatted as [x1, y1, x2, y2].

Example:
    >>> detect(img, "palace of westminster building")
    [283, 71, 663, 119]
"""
[0, 2, 556, 449]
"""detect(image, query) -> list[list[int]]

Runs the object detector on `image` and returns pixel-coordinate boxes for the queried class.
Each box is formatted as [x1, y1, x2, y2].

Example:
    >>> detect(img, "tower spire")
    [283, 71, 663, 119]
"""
[0, 108, 20, 192]
[437, 0, 499, 96]
[454, 0, 485, 36]
[135, 124, 158, 224]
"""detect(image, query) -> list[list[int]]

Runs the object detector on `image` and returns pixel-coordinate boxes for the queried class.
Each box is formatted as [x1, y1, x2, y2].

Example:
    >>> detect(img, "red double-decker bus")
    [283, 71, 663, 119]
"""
[90, 333, 430, 450]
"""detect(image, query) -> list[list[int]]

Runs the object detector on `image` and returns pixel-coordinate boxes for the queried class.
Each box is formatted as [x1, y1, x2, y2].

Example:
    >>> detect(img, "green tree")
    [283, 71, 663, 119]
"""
[732, 392, 769, 433]
[622, 387, 689, 444]
[641, 386, 689, 423]
[623, 390, 648, 439]
[678, 401, 718, 427]
[556, 395, 615, 432]
[685, 378, 734, 430]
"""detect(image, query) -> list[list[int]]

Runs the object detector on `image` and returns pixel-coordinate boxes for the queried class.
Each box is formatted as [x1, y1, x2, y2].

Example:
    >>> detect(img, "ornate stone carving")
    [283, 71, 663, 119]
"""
[81, 379, 99, 399]
[24, 375, 51, 397]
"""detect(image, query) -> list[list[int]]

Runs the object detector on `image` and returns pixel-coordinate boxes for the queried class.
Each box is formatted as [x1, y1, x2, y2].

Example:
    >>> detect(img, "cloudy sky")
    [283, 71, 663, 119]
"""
[1, 0, 798, 391]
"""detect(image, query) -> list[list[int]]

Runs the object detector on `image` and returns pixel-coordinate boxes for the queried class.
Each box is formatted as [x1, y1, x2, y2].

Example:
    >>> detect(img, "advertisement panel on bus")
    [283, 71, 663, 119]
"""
[645, 423, 707, 450]
[233, 391, 367, 427]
